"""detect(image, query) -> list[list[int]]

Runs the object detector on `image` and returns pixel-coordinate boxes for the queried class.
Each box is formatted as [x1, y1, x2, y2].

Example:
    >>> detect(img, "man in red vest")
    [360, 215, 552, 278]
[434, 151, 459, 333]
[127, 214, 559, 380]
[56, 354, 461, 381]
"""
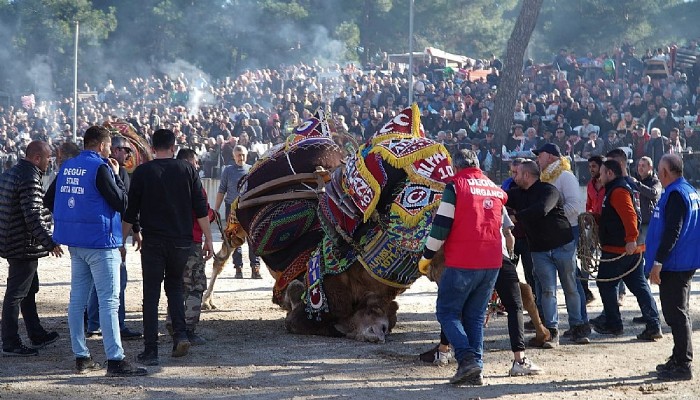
[419, 149, 507, 386]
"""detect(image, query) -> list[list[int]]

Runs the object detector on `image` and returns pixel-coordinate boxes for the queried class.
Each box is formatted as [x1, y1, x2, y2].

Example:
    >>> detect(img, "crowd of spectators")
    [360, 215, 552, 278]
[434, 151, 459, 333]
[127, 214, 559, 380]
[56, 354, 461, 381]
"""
[1, 39, 699, 183]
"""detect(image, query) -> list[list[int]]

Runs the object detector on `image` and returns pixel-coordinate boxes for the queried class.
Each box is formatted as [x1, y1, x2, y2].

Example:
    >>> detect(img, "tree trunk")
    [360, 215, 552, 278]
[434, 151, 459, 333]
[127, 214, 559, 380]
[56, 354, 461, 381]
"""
[490, 0, 543, 179]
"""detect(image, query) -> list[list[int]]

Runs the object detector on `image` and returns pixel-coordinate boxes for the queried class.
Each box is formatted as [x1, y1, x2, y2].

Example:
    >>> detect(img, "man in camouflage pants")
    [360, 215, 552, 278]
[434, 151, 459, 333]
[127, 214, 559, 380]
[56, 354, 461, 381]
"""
[165, 149, 214, 345]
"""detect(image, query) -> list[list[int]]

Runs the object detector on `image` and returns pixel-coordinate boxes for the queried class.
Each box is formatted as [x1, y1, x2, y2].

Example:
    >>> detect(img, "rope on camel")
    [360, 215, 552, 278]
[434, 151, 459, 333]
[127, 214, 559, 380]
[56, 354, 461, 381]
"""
[577, 212, 642, 282]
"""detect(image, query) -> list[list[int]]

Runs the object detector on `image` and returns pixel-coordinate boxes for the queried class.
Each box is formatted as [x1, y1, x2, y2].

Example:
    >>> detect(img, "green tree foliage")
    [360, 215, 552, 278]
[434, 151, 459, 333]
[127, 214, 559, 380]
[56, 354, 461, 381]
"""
[532, 0, 685, 60]
[0, 0, 697, 95]
[0, 0, 116, 94]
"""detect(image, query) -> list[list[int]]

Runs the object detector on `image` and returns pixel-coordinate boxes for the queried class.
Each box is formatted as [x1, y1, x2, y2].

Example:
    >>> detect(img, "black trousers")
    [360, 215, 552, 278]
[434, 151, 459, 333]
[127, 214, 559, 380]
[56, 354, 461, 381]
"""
[1, 258, 47, 349]
[513, 237, 535, 296]
[438, 257, 525, 353]
[659, 269, 696, 366]
[494, 257, 525, 353]
[140, 239, 190, 348]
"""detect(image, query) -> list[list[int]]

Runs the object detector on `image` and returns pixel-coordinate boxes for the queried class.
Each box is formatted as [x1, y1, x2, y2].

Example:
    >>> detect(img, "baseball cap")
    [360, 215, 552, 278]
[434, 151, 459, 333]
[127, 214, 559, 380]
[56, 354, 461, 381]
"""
[532, 143, 562, 157]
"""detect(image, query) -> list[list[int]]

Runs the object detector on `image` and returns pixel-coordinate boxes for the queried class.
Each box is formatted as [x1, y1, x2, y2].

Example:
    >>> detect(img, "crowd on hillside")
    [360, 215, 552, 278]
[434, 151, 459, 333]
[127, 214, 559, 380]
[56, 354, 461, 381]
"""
[1, 39, 699, 181]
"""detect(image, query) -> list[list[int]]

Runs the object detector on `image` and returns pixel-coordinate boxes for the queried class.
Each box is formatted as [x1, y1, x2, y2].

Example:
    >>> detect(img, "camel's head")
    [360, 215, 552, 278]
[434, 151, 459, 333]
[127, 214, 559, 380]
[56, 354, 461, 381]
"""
[334, 294, 399, 343]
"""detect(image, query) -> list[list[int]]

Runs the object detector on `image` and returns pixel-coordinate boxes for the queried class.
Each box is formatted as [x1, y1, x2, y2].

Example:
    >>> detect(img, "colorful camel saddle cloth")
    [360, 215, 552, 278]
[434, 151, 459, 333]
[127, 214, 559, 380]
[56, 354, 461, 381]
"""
[306, 207, 435, 316]
[325, 106, 452, 228]
[248, 108, 336, 177]
[368, 103, 425, 144]
[248, 199, 320, 256]
[304, 104, 453, 315]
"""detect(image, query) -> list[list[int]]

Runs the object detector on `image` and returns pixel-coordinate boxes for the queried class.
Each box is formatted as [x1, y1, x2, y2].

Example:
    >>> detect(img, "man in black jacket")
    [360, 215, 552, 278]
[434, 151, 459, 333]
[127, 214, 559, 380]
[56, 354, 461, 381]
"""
[506, 160, 588, 347]
[0, 141, 63, 356]
[122, 129, 213, 366]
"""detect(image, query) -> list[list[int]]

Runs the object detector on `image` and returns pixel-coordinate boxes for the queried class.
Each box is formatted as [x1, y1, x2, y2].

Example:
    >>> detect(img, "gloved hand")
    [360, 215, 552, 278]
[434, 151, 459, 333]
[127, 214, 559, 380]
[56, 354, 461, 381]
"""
[418, 257, 432, 275]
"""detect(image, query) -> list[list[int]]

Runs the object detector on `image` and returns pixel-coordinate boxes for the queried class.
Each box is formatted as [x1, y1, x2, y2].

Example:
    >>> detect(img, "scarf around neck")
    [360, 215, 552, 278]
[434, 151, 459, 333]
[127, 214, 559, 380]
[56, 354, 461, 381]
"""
[540, 157, 571, 183]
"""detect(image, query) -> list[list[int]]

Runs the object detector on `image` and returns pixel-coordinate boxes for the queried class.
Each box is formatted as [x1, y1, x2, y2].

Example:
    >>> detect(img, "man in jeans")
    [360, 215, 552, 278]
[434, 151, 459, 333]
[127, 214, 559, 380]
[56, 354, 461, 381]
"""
[123, 129, 214, 365]
[214, 145, 260, 279]
[533, 143, 590, 340]
[419, 149, 507, 385]
[591, 159, 662, 341]
[52, 126, 146, 376]
[645, 154, 699, 381]
[0, 141, 62, 356]
[83, 135, 142, 340]
[506, 160, 590, 347]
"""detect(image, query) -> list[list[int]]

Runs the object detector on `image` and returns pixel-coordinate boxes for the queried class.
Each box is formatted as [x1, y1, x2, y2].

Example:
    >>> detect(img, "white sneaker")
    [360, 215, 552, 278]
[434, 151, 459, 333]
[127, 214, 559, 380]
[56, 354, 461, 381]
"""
[509, 357, 544, 376]
[436, 350, 455, 366]
[419, 345, 454, 366]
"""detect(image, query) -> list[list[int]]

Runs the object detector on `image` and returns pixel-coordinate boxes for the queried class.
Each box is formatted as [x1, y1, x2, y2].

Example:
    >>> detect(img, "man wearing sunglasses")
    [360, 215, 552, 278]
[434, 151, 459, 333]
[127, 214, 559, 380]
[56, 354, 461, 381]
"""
[84, 135, 142, 342]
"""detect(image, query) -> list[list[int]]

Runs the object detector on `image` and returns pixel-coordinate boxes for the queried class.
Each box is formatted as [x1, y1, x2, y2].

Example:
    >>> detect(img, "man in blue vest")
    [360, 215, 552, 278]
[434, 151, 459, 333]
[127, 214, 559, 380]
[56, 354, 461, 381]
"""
[52, 126, 147, 377]
[84, 135, 142, 341]
[645, 154, 700, 381]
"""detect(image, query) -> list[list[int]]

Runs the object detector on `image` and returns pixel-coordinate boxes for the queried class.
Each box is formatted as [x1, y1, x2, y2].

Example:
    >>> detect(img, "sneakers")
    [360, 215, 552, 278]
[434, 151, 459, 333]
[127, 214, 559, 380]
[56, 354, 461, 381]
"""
[509, 357, 544, 376]
[234, 267, 243, 279]
[251, 267, 263, 279]
[76, 356, 103, 374]
[591, 320, 624, 336]
[418, 345, 454, 366]
[172, 339, 191, 357]
[657, 364, 693, 381]
[2, 344, 39, 357]
[187, 330, 207, 346]
[106, 359, 148, 377]
[636, 326, 663, 341]
[542, 328, 559, 349]
[449, 358, 482, 385]
[120, 328, 143, 341]
[137, 348, 159, 366]
[570, 324, 591, 344]
[29, 331, 59, 349]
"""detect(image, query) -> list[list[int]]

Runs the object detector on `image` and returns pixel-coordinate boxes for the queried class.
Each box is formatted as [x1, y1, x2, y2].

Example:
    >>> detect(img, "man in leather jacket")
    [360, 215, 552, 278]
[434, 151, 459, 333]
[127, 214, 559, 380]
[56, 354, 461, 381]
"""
[0, 140, 63, 356]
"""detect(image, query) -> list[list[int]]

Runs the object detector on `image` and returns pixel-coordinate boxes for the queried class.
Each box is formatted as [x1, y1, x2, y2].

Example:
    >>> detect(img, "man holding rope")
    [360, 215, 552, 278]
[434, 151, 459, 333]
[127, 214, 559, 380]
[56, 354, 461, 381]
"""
[592, 159, 662, 341]
[645, 154, 700, 381]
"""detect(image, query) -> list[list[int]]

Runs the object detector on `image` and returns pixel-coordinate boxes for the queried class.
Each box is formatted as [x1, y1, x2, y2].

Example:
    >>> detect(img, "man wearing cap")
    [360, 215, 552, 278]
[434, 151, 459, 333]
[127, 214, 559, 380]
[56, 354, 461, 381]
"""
[83, 136, 142, 340]
[532, 143, 591, 345]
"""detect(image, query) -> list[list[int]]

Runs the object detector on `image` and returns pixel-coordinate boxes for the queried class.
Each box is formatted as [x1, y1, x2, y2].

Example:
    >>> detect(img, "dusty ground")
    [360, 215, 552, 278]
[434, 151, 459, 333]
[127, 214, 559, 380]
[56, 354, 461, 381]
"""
[1, 237, 699, 400]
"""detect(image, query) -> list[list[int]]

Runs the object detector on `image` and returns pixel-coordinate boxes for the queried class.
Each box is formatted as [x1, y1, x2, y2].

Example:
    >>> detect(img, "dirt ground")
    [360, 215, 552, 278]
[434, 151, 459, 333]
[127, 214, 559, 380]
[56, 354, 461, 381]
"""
[1, 237, 699, 400]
